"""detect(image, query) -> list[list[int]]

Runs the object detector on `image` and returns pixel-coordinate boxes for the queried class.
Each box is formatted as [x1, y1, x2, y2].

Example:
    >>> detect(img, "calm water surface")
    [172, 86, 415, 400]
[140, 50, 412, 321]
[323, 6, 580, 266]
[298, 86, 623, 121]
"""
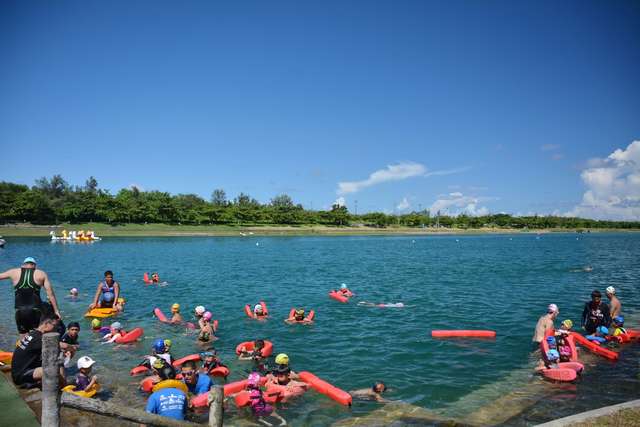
[0, 233, 638, 426]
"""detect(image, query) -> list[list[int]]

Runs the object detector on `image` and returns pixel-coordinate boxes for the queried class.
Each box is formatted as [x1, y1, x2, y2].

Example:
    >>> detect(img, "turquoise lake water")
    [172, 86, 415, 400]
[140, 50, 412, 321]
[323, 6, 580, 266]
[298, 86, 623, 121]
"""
[0, 233, 639, 426]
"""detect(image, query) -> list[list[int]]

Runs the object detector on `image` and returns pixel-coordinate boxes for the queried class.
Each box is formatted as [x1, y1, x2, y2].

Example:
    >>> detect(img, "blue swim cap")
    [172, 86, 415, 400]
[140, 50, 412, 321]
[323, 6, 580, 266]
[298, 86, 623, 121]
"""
[102, 291, 114, 302]
[546, 336, 556, 344]
[153, 338, 166, 353]
[598, 326, 609, 335]
[613, 316, 624, 325]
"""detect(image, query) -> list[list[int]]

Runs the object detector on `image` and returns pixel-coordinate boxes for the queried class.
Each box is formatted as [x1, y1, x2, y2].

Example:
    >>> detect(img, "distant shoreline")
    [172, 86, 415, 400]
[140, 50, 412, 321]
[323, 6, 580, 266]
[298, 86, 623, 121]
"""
[1, 223, 639, 237]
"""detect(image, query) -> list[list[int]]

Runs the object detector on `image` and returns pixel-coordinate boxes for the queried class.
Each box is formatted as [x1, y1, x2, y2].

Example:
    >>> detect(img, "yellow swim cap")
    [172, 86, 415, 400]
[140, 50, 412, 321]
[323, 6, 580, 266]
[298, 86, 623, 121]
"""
[164, 339, 172, 348]
[117, 297, 125, 303]
[295, 309, 305, 316]
[91, 319, 101, 328]
[275, 353, 289, 365]
[562, 319, 573, 328]
[171, 303, 180, 311]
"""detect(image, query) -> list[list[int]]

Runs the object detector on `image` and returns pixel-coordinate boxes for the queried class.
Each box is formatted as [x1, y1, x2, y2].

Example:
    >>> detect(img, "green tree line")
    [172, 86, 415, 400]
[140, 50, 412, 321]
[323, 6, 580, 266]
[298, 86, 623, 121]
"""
[1, 176, 639, 229]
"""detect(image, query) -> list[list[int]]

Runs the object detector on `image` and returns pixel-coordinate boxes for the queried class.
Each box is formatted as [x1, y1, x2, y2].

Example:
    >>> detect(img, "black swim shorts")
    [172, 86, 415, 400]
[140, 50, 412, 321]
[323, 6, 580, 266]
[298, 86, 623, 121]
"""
[15, 307, 41, 334]
[12, 368, 37, 387]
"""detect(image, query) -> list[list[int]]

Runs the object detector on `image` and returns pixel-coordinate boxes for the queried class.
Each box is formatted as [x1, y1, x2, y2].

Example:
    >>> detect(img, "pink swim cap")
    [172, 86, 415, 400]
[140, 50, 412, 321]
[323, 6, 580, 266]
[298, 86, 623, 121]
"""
[249, 389, 262, 400]
[203, 311, 212, 321]
[247, 372, 261, 388]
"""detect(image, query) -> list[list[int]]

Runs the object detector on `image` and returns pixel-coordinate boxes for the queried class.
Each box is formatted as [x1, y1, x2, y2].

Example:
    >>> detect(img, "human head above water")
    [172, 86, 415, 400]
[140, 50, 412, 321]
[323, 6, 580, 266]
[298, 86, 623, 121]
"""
[295, 309, 305, 320]
[23, 256, 37, 266]
[372, 381, 387, 393]
[547, 304, 559, 318]
[606, 286, 616, 296]
[591, 290, 602, 302]
[104, 270, 113, 282]
[195, 306, 205, 316]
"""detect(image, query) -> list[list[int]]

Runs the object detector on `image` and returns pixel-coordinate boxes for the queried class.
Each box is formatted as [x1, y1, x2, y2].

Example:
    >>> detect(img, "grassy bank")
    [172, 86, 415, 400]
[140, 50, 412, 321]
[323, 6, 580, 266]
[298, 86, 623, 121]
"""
[1, 223, 639, 237]
[568, 408, 640, 426]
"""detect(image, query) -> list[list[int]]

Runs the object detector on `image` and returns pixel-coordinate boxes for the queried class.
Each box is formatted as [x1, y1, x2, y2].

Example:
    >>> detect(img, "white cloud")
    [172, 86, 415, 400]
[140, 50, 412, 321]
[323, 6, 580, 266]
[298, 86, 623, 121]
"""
[430, 192, 494, 216]
[333, 196, 346, 207]
[128, 183, 145, 191]
[396, 197, 410, 211]
[337, 162, 426, 195]
[541, 144, 561, 151]
[336, 162, 468, 195]
[567, 141, 640, 220]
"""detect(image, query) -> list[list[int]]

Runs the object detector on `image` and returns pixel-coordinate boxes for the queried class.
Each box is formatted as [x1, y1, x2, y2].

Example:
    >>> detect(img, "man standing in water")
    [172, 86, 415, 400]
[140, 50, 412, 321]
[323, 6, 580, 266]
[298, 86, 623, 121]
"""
[605, 286, 621, 318]
[0, 257, 62, 337]
[532, 304, 559, 346]
[581, 290, 611, 334]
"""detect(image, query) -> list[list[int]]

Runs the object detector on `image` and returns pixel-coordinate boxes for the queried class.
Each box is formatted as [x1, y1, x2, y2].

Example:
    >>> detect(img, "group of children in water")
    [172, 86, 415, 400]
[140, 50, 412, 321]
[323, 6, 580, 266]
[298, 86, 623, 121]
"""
[65, 273, 388, 424]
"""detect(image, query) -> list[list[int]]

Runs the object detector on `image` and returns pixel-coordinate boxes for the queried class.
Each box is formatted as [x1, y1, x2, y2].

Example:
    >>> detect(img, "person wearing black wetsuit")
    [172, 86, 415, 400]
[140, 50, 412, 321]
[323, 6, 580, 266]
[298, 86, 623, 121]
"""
[581, 290, 611, 334]
[0, 257, 63, 336]
[14, 262, 44, 334]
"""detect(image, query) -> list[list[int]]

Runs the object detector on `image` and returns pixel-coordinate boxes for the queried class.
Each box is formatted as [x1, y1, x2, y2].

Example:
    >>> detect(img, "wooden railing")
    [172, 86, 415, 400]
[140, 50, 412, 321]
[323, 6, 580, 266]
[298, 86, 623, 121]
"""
[41, 332, 224, 427]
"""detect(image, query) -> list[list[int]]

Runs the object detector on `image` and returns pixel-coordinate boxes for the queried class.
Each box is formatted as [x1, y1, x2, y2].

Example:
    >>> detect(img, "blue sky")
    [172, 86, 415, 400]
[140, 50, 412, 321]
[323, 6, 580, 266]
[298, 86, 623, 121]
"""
[1, 1, 639, 219]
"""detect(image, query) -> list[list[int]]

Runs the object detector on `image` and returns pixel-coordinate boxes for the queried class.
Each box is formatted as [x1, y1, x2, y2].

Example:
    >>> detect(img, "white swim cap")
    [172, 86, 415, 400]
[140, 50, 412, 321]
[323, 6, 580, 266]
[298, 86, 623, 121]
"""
[340, 283, 347, 289]
[547, 304, 559, 313]
[254, 304, 263, 312]
[70, 288, 78, 293]
[111, 322, 122, 330]
[195, 306, 205, 315]
[606, 286, 615, 295]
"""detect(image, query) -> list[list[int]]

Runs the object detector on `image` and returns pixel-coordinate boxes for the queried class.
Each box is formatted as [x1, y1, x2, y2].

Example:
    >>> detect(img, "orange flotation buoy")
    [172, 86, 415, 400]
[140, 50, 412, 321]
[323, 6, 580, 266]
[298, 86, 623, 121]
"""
[299, 371, 351, 406]
[244, 301, 269, 319]
[431, 330, 496, 338]
[235, 340, 274, 358]
[115, 327, 144, 344]
[570, 332, 619, 360]
[286, 308, 315, 323]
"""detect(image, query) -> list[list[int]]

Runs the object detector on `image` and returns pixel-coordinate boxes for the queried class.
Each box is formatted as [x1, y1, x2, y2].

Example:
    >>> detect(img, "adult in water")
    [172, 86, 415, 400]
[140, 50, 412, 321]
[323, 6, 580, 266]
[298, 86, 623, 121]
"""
[532, 304, 559, 346]
[350, 381, 388, 402]
[581, 290, 611, 334]
[0, 257, 62, 337]
[605, 286, 621, 318]
[89, 270, 120, 310]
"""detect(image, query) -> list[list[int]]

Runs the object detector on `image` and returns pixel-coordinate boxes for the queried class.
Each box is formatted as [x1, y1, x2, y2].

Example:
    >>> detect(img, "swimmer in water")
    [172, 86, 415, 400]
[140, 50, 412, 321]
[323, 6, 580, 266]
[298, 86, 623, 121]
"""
[532, 304, 559, 346]
[151, 272, 160, 283]
[102, 322, 125, 343]
[350, 381, 388, 402]
[198, 312, 216, 343]
[114, 297, 126, 312]
[605, 286, 621, 318]
[338, 283, 354, 297]
[170, 303, 183, 323]
[358, 301, 406, 308]
[253, 304, 267, 318]
[69, 288, 79, 298]
[89, 270, 120, 310]
[285, 309, 312, 324]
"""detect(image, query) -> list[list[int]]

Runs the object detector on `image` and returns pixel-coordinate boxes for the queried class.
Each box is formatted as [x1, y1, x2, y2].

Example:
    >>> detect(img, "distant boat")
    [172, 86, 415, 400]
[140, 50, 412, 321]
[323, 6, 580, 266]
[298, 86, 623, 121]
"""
[0, 237, 5, 248]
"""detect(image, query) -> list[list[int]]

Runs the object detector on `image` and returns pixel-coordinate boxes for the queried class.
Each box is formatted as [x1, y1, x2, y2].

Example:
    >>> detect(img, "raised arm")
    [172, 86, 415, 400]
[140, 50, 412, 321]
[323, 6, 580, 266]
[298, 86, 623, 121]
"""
[42, 272, 62, 319]
[581, 303, 589, 329]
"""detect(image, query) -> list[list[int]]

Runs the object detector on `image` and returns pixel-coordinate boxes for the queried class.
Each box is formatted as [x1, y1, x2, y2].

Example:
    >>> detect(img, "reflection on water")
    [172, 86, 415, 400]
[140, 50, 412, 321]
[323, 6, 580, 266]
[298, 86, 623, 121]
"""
[0, 234, 638, 426]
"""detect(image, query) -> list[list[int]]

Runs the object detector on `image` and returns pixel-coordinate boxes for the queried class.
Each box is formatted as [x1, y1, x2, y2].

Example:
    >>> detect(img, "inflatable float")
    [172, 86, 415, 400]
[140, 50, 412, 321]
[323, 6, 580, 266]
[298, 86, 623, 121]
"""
[244, 301, 269, 319]
[62, 384, 100, 398]
[285, 309, 315, 324]
[130, 365, 150, 376]
[152, 379, 188, 394]
[431, 330, 496, 338]
[541, 330, 578, 363]
[84, 307, 117, 318]
[299, 371, 352, 406]
[154, 308, 170, 323]
[172, 354, 202, 368]
[0, 351, 13, 365]
[329, 291, 349, 303]
[570, 332, 619, 360]
[540, 365, 577, 382]
[190, 376, 269, 408]
[235, 340, 274, 358]
[115, 327, 143, 344]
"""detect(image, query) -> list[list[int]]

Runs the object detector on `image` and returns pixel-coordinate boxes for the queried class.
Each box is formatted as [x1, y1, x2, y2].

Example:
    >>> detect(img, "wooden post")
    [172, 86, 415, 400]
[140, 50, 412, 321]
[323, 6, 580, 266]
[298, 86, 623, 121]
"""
[42, 332, 60, 427]
[61, 393, 201, 427]
[208, 385, 223, 427]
